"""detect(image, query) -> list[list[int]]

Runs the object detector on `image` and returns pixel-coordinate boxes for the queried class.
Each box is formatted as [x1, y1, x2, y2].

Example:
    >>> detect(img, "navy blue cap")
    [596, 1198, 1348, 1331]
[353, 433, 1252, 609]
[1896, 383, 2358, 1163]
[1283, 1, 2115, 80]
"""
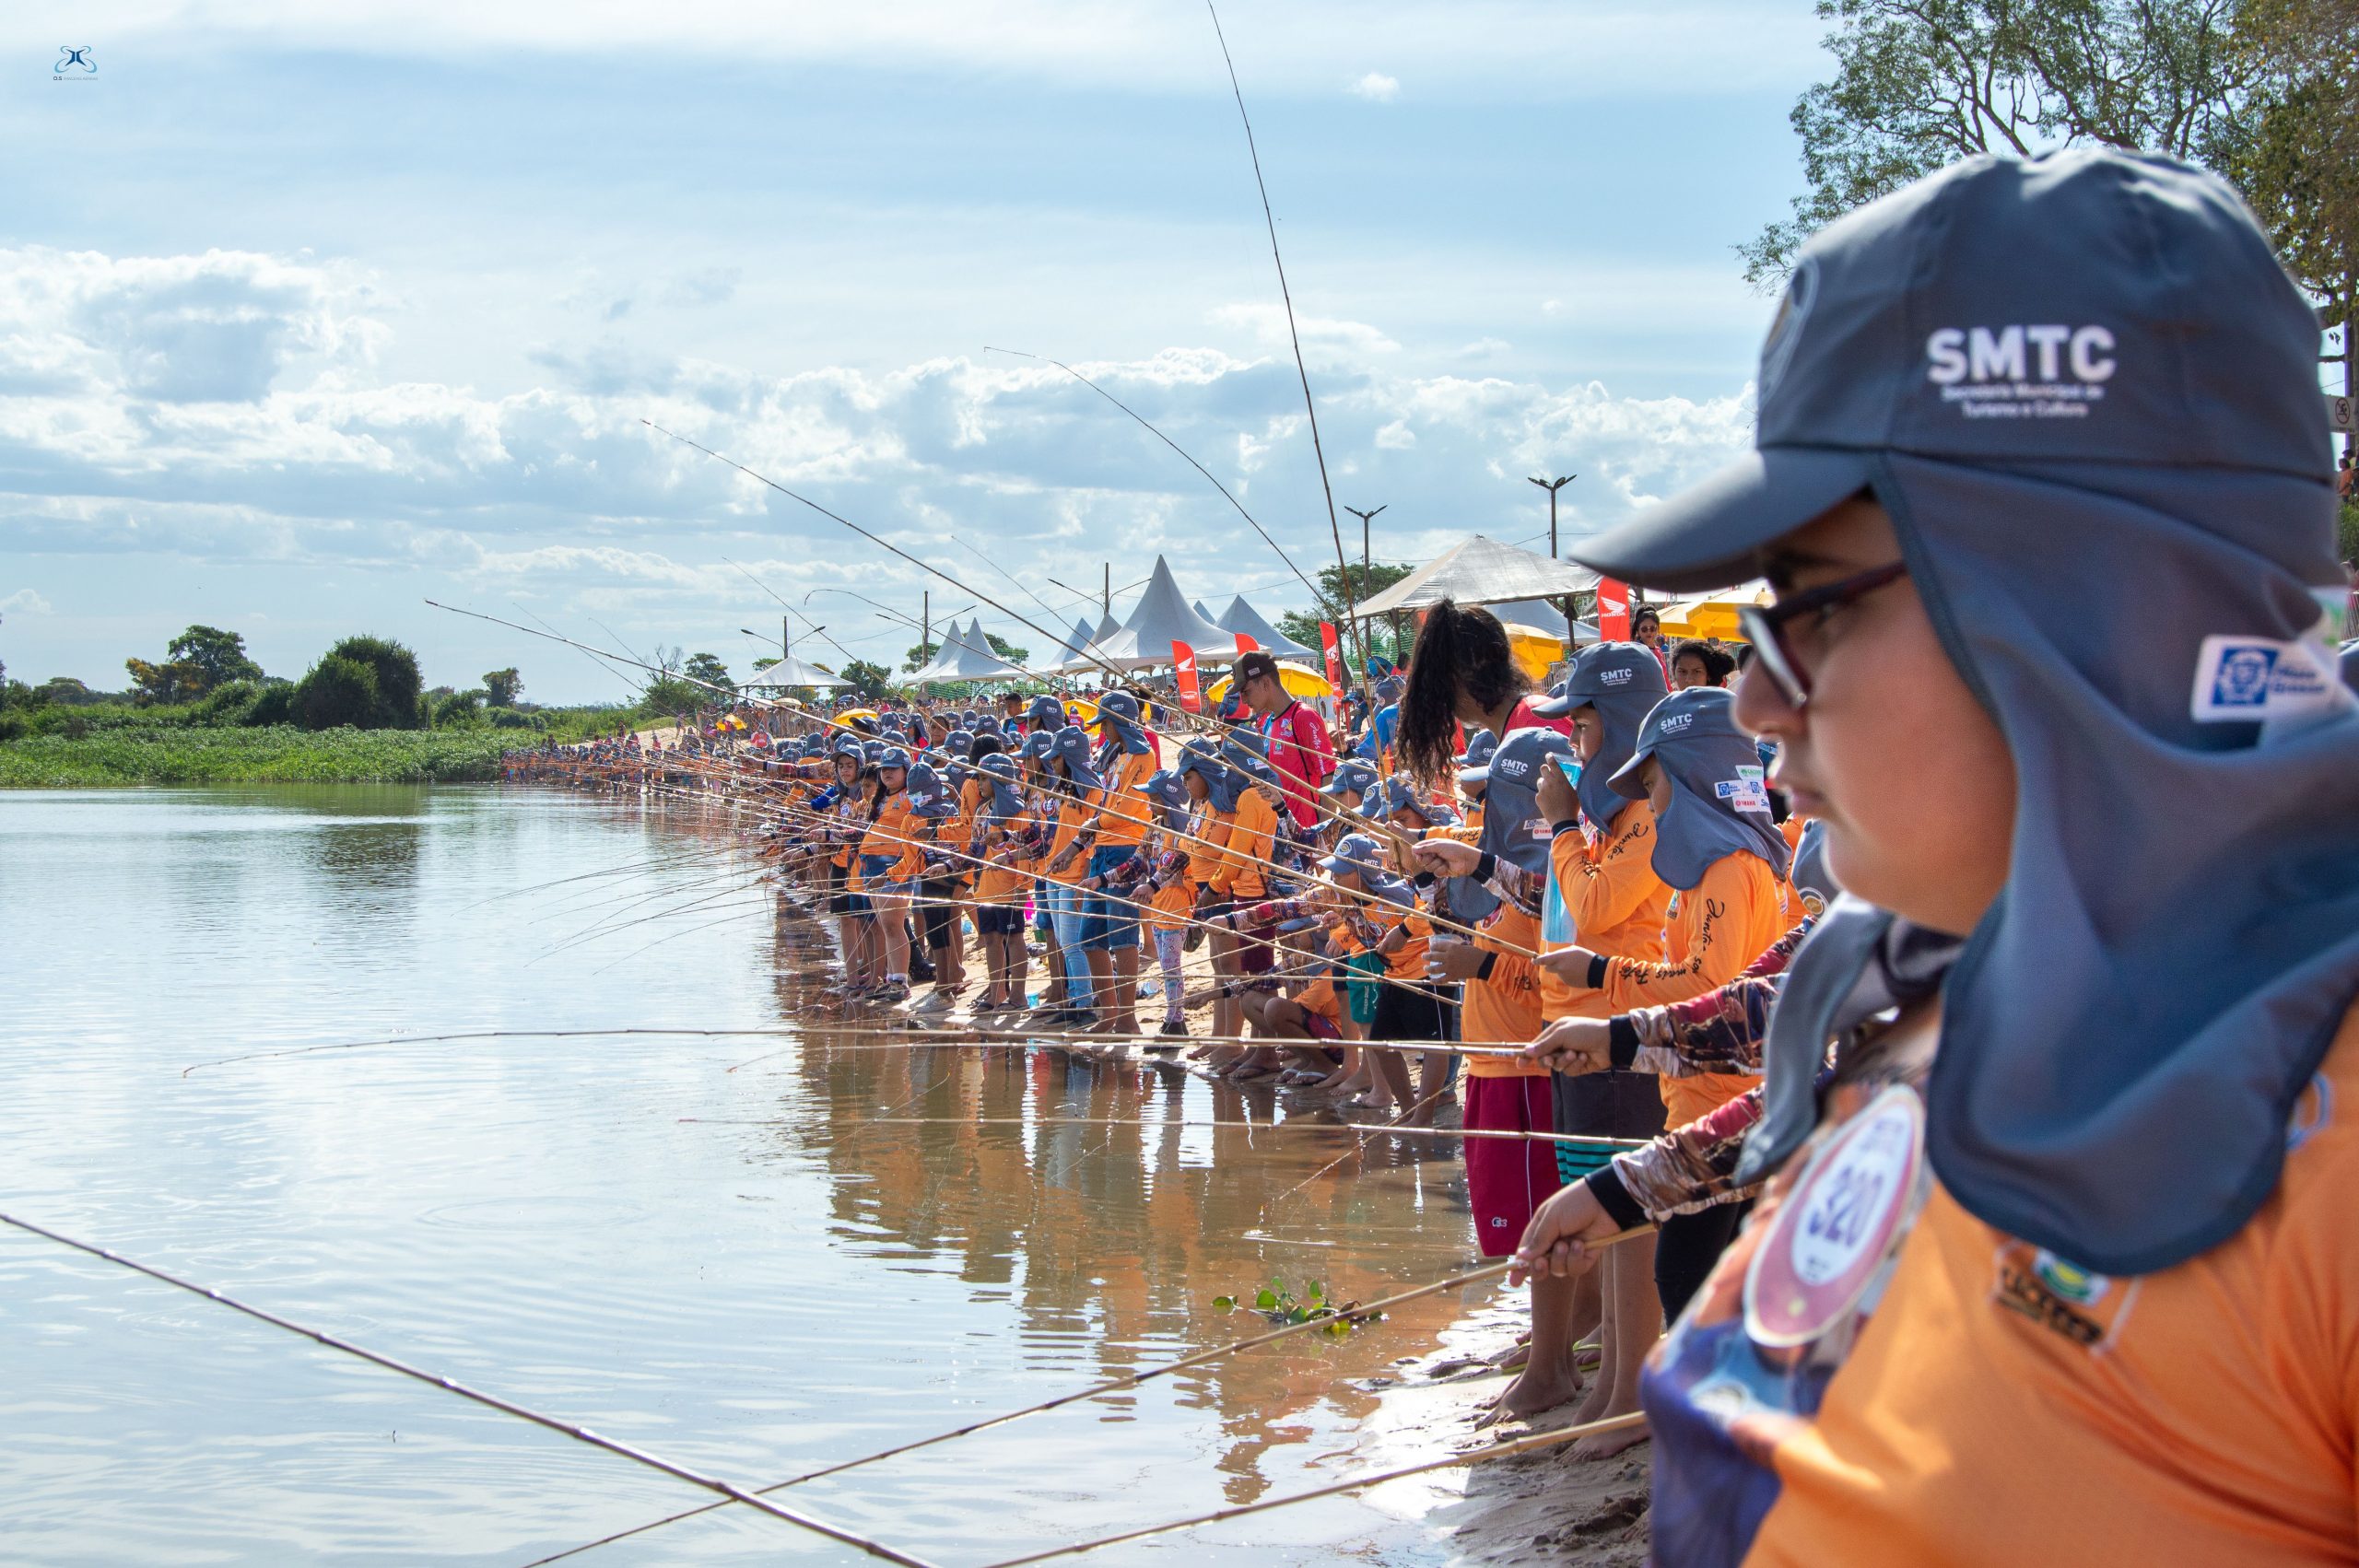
[1454, 728, 1499, 782]
[1320, 831, 1390, 883]
[904, 760, 957, 817]
[1321, 757, 1380, 799]
[1573, 150, 2334, 591]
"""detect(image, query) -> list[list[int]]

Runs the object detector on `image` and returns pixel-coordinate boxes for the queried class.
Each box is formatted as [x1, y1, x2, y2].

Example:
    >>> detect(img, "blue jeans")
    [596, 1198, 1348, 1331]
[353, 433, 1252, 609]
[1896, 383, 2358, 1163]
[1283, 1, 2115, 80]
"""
[1046, 882, 1095, 1013]
[1079, 845, 1142, 952]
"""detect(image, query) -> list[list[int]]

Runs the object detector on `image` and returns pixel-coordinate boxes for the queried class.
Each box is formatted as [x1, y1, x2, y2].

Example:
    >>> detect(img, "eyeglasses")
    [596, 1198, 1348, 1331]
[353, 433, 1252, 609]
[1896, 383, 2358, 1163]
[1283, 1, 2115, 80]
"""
[1737, 560, 1909, 708]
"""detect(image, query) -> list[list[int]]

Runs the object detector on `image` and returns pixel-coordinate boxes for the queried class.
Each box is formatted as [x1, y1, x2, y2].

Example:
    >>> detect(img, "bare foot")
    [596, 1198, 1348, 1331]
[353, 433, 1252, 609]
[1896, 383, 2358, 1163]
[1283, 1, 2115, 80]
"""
[1495, 1361, 1584, 1421]
[1572, 1413, 1650, 1460]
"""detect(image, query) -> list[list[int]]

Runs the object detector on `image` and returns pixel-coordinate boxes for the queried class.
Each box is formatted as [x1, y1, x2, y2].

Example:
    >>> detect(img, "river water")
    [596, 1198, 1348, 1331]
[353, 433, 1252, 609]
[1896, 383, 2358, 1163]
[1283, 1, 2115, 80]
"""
[0, 786, 1496, 1566]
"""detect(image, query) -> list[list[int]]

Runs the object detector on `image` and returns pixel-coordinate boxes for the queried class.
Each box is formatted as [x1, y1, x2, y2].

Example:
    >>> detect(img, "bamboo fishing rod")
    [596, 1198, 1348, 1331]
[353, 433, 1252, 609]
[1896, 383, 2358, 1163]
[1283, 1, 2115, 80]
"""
[744, 784, 1523, 965]
[0, 1209, 946, 1568]
[980, 1410, 1650, 1568]
[481, 595, 1438, 903]
[515, 1235, 1652, 1568]
[719, 755, 1525, 956]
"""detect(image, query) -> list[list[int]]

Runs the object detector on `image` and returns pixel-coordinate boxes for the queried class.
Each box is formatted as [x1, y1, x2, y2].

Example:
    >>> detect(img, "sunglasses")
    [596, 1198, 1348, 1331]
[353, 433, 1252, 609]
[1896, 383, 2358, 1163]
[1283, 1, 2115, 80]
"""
[1736, 560, 1909, 708]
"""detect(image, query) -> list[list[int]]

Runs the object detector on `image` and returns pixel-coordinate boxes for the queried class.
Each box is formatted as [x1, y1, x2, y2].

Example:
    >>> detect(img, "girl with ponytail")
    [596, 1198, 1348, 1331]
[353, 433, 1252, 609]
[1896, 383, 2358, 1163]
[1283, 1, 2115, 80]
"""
[1395, 601, 1532, 788]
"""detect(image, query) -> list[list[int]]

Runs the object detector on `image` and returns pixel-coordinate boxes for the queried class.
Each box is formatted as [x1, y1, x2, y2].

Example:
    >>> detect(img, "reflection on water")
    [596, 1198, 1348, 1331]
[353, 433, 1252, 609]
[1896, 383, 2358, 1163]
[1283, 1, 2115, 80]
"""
[0, 787, 1485, 1565]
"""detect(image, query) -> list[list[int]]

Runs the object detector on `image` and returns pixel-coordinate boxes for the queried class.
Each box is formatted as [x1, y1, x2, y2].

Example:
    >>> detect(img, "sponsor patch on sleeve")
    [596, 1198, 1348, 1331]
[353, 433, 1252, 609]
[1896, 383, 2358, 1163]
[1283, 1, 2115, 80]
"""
[2189, 635, 2347, 724]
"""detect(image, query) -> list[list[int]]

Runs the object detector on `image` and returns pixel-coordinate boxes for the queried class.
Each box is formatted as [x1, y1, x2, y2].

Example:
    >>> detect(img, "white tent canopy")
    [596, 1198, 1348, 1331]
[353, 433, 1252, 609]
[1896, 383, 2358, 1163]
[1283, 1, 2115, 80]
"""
[753, 652, 847, 691]
[1352, 535, 1601, 618]
[1087, 556, 1239, 672]
[1212, 594, 1318, 660]
[909, 618, 1030, 685]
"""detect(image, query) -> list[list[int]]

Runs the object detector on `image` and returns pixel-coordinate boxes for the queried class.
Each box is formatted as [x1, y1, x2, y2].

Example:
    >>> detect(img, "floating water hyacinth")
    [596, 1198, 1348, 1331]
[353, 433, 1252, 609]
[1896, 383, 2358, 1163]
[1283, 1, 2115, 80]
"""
[1211, 1279, 1379, 1338]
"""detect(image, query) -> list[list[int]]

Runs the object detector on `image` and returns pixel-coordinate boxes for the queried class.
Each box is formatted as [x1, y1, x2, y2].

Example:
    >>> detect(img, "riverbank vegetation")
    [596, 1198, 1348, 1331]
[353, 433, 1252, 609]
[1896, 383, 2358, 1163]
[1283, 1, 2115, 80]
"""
[0, 623, 668, 785]
[0, 725, 522, 788]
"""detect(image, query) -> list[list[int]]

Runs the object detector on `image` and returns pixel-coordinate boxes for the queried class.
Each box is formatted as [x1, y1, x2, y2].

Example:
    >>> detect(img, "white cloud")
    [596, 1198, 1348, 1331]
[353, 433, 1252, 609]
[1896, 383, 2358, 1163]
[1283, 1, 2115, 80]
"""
[1350, 71, 1400, 102]
[1, 243, 1755, 682]
[1, 588, 53, 614]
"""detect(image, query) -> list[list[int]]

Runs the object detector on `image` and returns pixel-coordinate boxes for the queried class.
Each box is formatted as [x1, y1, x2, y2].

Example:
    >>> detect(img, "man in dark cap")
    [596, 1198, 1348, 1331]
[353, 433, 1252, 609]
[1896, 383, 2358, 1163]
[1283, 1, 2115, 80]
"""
[1235, 649, 1333, 833]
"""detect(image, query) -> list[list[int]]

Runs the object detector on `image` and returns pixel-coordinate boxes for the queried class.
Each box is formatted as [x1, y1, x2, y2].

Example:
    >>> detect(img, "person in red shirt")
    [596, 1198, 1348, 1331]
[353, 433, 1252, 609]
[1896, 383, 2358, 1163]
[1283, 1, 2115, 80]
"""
[1235, 649, 1333, 831]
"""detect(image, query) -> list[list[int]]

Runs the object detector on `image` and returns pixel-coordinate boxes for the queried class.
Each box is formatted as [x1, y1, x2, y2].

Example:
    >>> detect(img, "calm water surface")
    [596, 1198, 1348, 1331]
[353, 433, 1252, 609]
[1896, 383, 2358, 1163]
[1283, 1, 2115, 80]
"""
[0, 786, 1495, 1566]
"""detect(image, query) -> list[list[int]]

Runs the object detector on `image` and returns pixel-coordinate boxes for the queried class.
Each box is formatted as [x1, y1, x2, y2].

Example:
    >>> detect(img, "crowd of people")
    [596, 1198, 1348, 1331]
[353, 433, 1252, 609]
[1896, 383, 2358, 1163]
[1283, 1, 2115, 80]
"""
[502, 151, 2359, 1566]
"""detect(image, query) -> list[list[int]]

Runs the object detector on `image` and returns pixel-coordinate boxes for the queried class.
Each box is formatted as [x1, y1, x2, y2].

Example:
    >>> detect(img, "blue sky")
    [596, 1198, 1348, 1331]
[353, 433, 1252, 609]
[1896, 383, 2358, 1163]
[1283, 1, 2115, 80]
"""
[1, 2, 1833, 701]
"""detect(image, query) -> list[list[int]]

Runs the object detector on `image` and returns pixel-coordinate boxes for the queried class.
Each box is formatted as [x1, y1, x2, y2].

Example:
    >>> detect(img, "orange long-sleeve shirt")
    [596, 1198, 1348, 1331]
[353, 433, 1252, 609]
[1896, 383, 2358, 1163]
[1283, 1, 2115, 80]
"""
[1461, 902, 1546, 1077]
[1540, 801, 1672, 1022]
[1596, 848, 1789, 1125]
[1204, 788, 1279, 902]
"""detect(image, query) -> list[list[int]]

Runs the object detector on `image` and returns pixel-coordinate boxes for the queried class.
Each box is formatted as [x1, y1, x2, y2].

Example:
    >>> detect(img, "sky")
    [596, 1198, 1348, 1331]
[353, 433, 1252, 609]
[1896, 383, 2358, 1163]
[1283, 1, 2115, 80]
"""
[0, 1, 1837, 702]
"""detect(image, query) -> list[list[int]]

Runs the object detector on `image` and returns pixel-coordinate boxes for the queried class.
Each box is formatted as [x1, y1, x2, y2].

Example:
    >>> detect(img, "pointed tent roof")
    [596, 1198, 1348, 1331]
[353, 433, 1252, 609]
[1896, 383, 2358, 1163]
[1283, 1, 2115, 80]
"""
[1352, 535, 1601, 618]
[1089, 556, 1238, 671]
[910, 618, 1029, 685]
[1045, 616, 1098, 676]
[1192, 600, 1215, 619]
[756, 652, 848, 691]
[1212, 595, 1318, 660]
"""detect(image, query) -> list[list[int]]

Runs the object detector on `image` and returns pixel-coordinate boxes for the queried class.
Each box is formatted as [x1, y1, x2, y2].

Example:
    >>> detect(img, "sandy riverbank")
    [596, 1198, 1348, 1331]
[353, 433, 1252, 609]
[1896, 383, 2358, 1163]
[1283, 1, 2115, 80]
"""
[1352, 1295, 1652, 1565]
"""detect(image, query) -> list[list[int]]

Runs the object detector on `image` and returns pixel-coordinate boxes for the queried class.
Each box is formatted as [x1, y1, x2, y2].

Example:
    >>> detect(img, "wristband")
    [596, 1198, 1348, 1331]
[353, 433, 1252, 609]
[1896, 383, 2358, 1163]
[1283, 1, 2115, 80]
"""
[1607, 1015, 1641, 1071]
[1474, 951, 1499, 983]
[1472, 850, 1497, 883]
[1587, 953, 1608, 989]
[1584, 1165, 1648, 1232]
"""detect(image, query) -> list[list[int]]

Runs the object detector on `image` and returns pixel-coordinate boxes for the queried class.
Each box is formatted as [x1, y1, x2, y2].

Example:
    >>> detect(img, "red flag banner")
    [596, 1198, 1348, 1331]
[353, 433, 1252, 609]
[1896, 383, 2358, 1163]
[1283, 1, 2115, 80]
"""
[1319, 622, 1343, 690]
[1235, 633, 1259, 654]
[1597, 578, 1631, 643]
[1173, 642, 1201, 713]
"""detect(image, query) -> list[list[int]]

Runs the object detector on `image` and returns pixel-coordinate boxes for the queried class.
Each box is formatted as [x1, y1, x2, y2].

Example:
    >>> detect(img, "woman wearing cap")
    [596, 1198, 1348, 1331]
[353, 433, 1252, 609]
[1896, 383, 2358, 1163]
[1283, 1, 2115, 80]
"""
[1410, 632, 1680, 1429]
[1036, 726, 1108, 1030]
[851, 746, 923, 1005]
[1511, 149, 2359, 1562]
[1175, 741, 1277, 1063]
[1537, 684, 1791, 1398]
[905, 752, 970, 1014]
[968, 752, 1037, 1014]
[818, 741, 878, 997]
[1080, 691, 1162, 1036]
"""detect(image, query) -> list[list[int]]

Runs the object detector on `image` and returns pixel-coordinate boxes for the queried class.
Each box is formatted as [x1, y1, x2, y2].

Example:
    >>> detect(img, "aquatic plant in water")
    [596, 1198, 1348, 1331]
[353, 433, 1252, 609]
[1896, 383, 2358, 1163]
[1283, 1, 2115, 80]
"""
[1211, 1279, 1380, 1338]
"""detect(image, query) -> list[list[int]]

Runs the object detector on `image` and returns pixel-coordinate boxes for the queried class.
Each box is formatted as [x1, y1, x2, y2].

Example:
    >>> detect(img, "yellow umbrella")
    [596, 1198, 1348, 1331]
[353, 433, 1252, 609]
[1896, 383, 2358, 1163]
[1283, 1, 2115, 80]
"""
[1649, 586, 1768, 643]
[835, 708, 879, 725]
[1203, 661, 1335, 704]
[1498, 623, 1567, 681]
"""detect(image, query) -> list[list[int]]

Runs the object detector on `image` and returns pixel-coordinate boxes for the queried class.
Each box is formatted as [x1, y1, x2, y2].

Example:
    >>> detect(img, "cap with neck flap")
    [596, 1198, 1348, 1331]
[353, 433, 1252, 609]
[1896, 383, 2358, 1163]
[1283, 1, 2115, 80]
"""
[1543, 642, 1669, 831]
[1570, 147, 2358, 1276]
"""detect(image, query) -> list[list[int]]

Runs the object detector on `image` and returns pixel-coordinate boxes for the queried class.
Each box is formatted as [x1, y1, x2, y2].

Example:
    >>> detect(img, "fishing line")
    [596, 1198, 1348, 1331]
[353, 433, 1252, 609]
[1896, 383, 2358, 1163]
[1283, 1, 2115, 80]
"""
[1203, 0, 1367, 687]
[511, 1242, 1650, 1567]
[979, 1410, 1650, 1567]
[0, 1210, 945, 1568]
[981, 347, 1324, 610]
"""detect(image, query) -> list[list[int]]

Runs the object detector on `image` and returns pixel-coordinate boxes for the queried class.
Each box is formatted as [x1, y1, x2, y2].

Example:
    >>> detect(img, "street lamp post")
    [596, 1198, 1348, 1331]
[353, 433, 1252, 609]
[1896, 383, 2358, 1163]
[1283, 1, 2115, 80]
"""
[1528, 474, 1578, 650]
[1344, 504, 1386, 663]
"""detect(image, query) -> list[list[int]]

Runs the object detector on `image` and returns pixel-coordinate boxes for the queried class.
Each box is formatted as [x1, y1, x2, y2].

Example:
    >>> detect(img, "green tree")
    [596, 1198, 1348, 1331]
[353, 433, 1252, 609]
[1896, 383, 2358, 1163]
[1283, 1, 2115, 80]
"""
[637, 675, 704, 716]
[167, 625, 264, 691]
[681, 651, 734, 696]
[296, 655, 381, 729]
[838, 660, 896, 701]
[293, 636, 423, 730]
[1276, 561, 1419, 669]
[2210, 0, 2358, 456]
[123, 656, 206, 706]
[1740, 0, 2252, 286]
[482, 667, 522, 707]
